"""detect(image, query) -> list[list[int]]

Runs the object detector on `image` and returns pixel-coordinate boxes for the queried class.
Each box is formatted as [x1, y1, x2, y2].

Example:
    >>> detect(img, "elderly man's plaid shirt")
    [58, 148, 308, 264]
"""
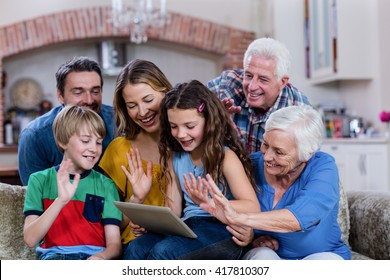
[207, 69, 310, 154]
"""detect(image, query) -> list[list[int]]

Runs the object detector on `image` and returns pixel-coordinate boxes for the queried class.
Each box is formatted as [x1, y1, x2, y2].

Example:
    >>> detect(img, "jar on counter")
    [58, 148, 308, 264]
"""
[349, 117, 364, 138]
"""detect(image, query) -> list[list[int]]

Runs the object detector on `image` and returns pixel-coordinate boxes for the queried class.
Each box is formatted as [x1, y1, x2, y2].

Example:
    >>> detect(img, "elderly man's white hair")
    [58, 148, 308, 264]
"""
[265, 105, 324, 161]
[243, 37, 291, 80]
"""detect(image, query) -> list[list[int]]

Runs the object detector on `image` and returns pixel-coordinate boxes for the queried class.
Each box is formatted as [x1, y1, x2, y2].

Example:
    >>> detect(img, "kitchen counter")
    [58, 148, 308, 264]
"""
[322, 137, 390, 144]
[321, 137, 390, 192]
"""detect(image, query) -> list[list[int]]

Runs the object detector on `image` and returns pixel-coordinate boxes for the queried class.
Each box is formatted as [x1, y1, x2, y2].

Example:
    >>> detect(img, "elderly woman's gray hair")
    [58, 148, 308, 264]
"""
[265, 105, 324, 161]
[243, 37, 291, 80]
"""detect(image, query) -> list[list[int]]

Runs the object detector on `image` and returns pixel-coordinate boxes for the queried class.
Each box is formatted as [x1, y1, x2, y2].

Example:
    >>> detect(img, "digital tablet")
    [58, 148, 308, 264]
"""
[114, 201, 197, 239]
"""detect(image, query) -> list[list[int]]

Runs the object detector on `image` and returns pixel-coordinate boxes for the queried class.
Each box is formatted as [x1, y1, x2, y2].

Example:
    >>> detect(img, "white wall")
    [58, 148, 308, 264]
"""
[3, 0, 388, 132]
[0, 0, 268, 35]
[3, 41, 221, 108]
[377, 0, 390, 109]
[273, 0, 388, 134]
[273, 0, 341, 107]
[337, 0, 381, 131]
[0, 0, 268, 109]
[3, 43, 100, 107]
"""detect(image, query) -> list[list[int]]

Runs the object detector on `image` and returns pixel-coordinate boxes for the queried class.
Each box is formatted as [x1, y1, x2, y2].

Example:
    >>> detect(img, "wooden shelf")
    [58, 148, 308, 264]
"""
[0, 144, 18, 153]
[0, 164, 18, 176]
[0, 163, 21, 185]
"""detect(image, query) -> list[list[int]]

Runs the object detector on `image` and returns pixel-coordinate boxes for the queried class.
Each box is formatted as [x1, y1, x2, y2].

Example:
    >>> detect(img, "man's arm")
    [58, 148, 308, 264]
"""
[207, 70, 244, 115]
[24, 160, 80, 247]
[18, 129, 50, 185]
[18, 130, 41, 186]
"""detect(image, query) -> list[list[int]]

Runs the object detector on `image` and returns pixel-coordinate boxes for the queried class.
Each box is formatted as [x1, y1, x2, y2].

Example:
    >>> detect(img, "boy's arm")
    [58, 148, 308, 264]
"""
[24, 159, 80, 248]
[88, 224, 122, 260]
[24, 199, 67, 247]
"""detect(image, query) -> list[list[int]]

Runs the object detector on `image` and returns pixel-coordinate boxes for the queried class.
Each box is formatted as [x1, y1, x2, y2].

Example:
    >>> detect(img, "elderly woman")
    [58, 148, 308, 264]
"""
[198, 105, 351, 260]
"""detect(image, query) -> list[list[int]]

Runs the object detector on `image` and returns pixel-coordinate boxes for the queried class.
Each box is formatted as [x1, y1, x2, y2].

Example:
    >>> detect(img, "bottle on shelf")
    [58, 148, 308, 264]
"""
[3, 118, 14, 145]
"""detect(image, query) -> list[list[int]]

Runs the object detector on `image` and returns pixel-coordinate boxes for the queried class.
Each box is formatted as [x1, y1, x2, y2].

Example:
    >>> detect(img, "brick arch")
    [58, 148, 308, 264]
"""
[0, 6, 255, 143]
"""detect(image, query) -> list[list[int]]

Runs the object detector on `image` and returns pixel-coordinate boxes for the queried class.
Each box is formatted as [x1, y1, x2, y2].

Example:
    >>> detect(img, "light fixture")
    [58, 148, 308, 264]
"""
[111, 0, 170, 44]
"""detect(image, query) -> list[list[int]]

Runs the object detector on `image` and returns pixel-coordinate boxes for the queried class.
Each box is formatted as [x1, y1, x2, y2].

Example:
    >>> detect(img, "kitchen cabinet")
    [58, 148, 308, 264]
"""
[321, 139, 390, 192]
[305, 0, 374, 84]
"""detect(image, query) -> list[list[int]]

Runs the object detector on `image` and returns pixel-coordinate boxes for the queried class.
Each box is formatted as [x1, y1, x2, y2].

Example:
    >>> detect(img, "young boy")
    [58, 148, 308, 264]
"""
[23, 105, 122, 260]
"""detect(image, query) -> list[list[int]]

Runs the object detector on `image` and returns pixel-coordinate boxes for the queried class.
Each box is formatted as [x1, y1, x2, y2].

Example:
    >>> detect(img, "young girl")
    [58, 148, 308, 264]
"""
[125, 80, 260, 260]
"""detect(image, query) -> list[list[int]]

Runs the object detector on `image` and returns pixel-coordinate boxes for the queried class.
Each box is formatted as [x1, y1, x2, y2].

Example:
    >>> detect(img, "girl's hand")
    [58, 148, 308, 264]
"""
[56, 159, 80, 204]
[183, 173, 208, 206]
[200, 174, 239, 225]
[252, 235, 279, 251]
[129, 220, 147, 237]
[121, 148, 152, 203]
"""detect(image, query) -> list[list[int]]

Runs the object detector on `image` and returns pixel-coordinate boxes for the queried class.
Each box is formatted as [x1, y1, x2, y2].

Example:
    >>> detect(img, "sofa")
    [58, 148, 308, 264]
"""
[0, 182, 389, 260]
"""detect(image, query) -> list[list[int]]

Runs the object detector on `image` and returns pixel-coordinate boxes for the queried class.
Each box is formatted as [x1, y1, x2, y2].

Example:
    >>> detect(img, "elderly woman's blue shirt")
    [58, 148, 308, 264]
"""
[250, 151, 351, 260]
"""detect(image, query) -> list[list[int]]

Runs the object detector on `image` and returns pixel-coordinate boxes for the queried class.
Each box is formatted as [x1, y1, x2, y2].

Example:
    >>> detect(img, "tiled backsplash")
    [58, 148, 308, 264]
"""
[0, 6, 255, 145]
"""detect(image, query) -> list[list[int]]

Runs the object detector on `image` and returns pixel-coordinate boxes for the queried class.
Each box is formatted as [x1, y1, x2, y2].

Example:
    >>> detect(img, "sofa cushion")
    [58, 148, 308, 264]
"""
[351, 251, 372, 260]
[348, 190, 390, 260]
[338, 181, 350, 247]
[0, 183, 36, 259]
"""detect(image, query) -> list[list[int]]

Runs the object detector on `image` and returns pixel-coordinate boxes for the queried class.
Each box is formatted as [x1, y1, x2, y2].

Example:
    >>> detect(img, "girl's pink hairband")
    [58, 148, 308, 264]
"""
[198, 102, 205, 112]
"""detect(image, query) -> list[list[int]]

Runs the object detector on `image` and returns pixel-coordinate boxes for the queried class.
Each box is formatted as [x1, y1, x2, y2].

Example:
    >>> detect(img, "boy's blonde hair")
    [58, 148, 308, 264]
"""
[53, 105, 106, 153]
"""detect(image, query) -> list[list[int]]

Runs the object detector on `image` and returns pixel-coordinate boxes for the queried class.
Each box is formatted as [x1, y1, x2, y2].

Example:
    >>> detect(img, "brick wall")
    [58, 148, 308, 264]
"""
[0, 6, 255, 144]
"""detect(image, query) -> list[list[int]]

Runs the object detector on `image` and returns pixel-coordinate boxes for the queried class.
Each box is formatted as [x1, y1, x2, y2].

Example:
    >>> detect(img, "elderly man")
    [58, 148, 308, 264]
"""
[208, 37, 310, 153]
